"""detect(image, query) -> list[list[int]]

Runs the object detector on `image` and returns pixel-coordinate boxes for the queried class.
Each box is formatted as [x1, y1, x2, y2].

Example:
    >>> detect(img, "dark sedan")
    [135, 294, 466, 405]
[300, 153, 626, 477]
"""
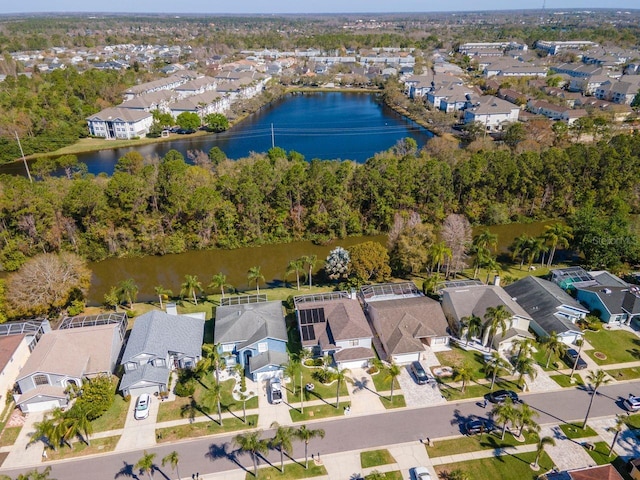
[486, 389, 519, 404]
[564, 348, 588, 370]
[465, 419, 494, 435]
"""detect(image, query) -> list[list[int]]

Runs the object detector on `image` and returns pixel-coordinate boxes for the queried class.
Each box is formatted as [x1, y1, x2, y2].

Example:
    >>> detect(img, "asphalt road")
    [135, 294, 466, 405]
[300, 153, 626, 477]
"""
[2, 380, 638, 479]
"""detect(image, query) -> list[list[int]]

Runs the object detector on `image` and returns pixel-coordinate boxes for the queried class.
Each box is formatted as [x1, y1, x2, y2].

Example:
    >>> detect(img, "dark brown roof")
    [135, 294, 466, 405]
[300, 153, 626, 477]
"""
[298, 298, 371, 348]
[0, 334, 27, 371]
[569, 465, 624, 480]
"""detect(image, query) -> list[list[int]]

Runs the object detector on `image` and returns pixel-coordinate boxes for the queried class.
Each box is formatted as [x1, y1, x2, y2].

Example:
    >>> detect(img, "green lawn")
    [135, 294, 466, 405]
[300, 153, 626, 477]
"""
[607, 366, 640, 381]
[294, 367, 349, 402]
[558, 423, 597, 439]
[435, 345, 486, 377]
[289, 402, 350, 422]
[245, 462, 327, 480]
[379, 395, 406, 409]
[370, 370, 400, 392]
[45, 436, 119, 461]
[360, 449, 396, 468]
[550, 374, 585, 388]
[434, 451, 554, 480]
[156, 414, 257, 443]
[586, 441, 616, 465]
[365, 471, 402, 480]
[532, 348, 570, 372]
[0, 426, 22, 447]
[157, 377, 259, 423]
[584, 330, 640, 365]
[427, 431, 539, 458]
[625, 414, 640, 430]
[91, 395, 130, 432]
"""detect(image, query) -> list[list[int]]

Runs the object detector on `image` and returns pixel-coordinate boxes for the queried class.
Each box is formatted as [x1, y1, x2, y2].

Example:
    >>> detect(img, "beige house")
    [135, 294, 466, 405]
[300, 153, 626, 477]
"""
[0, 334, 32, 404]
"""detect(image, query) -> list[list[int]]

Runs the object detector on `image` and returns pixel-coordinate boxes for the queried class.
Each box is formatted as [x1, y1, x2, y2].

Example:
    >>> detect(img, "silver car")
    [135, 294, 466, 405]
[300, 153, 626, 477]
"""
[411, 466, 432, 480]
[623, 395, 640, 412]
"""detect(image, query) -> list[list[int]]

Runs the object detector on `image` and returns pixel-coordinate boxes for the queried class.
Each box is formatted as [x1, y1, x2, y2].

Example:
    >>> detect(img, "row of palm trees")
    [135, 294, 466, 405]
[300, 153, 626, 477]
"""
[510, 224, 574, 270]
[30, 406, 93, 452]
[134, 450, 181, 480]
[285, 255, 318, 290]
[234, 423, 325, 478]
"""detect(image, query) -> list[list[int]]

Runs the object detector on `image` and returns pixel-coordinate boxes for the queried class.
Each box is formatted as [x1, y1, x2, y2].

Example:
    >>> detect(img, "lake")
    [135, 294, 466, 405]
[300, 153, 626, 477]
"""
[38, 92, 434, 176]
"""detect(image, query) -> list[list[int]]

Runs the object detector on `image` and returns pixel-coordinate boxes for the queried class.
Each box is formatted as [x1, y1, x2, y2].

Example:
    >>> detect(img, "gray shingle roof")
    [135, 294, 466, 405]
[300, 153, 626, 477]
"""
[443, 285, 532, 323]
[577, 286, 629, 315]
[215, 301, 287, 348]
[248, 350, 289, 372]
[119, 364, 170, 391]
[121, 310, 204, 363]
[504, 276, 588, 335]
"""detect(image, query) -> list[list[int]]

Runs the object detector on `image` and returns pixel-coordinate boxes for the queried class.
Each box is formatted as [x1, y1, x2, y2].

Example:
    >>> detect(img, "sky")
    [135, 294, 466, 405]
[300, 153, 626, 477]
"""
[1, 0, 639, 15]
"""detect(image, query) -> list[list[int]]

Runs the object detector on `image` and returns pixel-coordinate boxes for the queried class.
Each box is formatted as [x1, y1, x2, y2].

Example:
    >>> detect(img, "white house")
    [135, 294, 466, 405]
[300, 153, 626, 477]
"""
[463, 95, 520, 132]
[87, 107, 154, 139]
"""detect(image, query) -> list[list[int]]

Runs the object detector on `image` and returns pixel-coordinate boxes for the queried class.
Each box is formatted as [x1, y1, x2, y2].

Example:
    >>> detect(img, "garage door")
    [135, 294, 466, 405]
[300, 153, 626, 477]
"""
[392, 353, 420, 365]
[339, 359, 369, 369]
[129, 385, 161, 397]
[23, 399, 61, 413]
[256, 370, 281, 383]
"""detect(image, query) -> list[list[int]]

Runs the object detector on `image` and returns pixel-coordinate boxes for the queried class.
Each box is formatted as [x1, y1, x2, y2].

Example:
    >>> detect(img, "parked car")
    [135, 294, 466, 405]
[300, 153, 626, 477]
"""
[134, 393, 151, 420]
[564, 348, 588, 370]
[465, 419, 494, 435]
[411, 466, 432, 480]
[410, 361, 430, 385]
[623, 395, 640, 412]
[269, 377, 283, 404]
[486, 389, 519, 404]
[176, 128, 196, 134]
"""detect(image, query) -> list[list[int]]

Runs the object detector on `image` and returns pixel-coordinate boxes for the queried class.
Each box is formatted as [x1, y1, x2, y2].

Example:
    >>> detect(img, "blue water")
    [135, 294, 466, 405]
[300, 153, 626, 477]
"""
[10, 92, 434, 177]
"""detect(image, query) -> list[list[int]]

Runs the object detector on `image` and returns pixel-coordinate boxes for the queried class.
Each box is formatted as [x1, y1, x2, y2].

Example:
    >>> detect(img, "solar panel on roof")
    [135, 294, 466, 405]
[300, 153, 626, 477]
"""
[301, 324, 315, 341]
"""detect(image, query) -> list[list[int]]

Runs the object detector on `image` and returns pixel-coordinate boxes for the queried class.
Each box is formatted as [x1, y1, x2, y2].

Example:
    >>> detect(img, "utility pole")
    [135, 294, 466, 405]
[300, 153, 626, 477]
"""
[15, 131, 33, 183]
[271, 123, 275, 149]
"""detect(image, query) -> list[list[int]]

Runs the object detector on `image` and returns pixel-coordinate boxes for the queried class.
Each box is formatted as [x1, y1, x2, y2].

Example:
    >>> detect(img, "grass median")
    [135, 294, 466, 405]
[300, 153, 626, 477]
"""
[155, 414, 258, 443]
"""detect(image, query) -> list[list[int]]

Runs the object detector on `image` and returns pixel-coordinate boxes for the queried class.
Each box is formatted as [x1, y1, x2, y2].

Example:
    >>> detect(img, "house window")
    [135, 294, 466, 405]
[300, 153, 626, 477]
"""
[222, 344, 234, 353]
[155, 359, 166, 367]
[349, 339, 359, 347]
[33, 375, 49, 386]
[258, 342, 268, 353]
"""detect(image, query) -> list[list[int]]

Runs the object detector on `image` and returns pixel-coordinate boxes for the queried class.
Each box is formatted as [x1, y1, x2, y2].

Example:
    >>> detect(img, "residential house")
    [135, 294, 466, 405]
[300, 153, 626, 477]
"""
[576, 285, 640, 325]
[86, 107, 154, 139]
[360, 282, 450, 364]
[15, 316, 126, 413]
[214, 297, 288, 382]
[504, 276, 588, 345]
[546, 464, 624, 480]
[569, 74, 611, 95]
[170, 90, 228, 119]
[294, 292, 374, 369]
[550, 266, 597, 291]
[526, 99, 587, 124]
[0, 334, 32, 405]
[118, 90, 175, 113]
[463, 95, 520, 132]
[536, 40, 598, 55]
[595, 75, 640, 105]
[119, 310, 204, 397]
[440, 284, 534, 352]
[122, 74, 190, 100]
[174, 75, 218, 99]
[552, 63, 603, 79]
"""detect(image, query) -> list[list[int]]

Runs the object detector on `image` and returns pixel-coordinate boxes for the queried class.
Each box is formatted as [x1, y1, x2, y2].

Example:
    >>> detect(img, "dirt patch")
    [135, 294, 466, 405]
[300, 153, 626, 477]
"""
[6, 409, 25, 427]
[593, 352, 607, 360]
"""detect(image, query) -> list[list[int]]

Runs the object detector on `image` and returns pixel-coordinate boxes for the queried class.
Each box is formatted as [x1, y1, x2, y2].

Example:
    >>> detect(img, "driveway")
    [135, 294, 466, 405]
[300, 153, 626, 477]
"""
[114, 395, 157, 452]
[397, 362, 446, 408]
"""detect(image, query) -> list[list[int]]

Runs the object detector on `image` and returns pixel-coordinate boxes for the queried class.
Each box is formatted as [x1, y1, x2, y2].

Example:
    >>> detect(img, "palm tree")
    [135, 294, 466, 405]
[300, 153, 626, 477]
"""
[52, 409, 77, 449]
[512, 338, 534, 361]
[209, 272, 233, 298]
[544, 223, 573, 267]
[197, 343, 226, 386]
[234, 430, 268, 478]
[447, 469, 471, 480]
[284, 358, 301, 396]
[334, 365, 351, 408]
[527, 236, 548, 269]
[295, 425, 326, 469]
[542, 332, 568, 369]
[68, 403, 93, 446]
[583, 369, 611, 429]
[270, 422, 296, 473]
[514, 356, 537, 391]
[492, 397, 517, 440]
[453, 367, 473, 393]
[483, 255, 501, 285]
[428, 241, 452, 278]
[136, 451, 156, 480]
[154, 285, 173, 310]
[531, 436, 555, 469]
[514, 403, 539, 437]
[15, 467, 55, 480]
[29, 416, 57, 451]
[461, 315, 482, 346]
[607, 414, 626, 457]
[569, 339, 585, 381]
[483, 305, 510, 350]
[510, 234, 532, 270]
[161, 451, 181, 480]
[285, 258, 304, 290]
[301, 255, 318, 288]
[202, 381, 223, 426]
[485, 352, 511, 390]
[470, 244, 491, 280]
[117, 278, 139, 309]
[247, 266, 265, 294]
[473, 229, 498, 253]
[384, 362, 402, 402]
[237, 391, 249, 424]
[181, 274, 202, 305]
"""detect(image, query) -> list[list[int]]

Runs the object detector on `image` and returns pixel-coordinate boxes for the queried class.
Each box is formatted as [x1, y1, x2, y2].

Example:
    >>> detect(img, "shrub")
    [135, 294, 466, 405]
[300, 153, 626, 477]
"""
[126, 309, 138, 318]
[174, 380, 196, 397]
[312, 369, 334, 384]
[75, 375, 115, 420]
[66, 299, 85, 316]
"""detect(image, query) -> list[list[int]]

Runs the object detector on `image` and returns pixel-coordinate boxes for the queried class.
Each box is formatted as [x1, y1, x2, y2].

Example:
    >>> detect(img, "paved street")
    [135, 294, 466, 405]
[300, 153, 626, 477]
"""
[1, 380, 638, 480]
